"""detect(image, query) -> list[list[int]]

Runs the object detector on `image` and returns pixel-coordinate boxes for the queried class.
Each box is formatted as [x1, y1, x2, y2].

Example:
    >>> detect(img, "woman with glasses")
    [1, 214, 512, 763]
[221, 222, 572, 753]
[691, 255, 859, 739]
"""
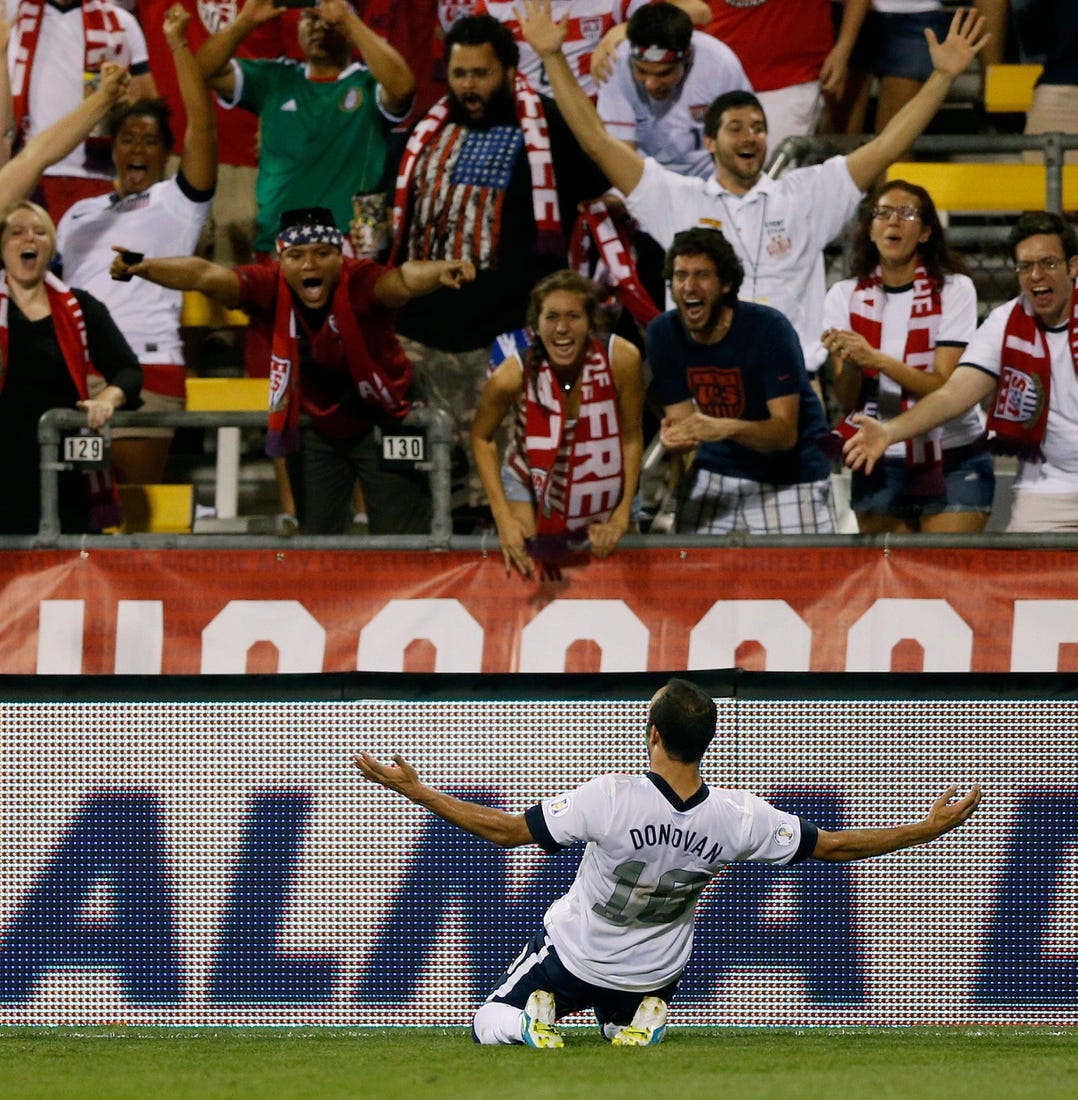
[822, 179, 992, 533]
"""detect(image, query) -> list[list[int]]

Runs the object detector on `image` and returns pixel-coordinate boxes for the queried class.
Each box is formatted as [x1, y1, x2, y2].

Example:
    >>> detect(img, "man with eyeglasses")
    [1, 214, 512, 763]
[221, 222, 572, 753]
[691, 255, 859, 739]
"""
[517, 0, 989, 386]
[844, 211, 1078, 533]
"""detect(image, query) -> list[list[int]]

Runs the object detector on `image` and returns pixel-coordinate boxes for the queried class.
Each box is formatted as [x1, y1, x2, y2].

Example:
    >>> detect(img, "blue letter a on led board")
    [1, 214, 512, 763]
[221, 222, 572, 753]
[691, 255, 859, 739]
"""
[0, 790, 180, 1002]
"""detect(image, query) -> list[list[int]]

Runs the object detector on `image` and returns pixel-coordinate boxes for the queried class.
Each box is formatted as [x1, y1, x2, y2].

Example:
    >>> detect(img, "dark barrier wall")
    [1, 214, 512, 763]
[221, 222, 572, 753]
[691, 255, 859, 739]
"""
[0, 672, 1074, 1026]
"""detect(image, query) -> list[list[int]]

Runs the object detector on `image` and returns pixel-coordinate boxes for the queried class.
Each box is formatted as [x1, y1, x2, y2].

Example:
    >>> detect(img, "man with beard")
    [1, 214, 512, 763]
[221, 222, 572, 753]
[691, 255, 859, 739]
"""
[651, 228, 833, 534]
[196, 0, 414, 257]
[391, 13, 608, 518]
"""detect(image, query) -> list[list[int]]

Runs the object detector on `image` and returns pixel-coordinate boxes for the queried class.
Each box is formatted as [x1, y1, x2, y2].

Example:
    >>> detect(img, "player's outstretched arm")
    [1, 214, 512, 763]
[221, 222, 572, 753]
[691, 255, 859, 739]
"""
[352, 752, 535, 848]
[812, 785, 982, 862]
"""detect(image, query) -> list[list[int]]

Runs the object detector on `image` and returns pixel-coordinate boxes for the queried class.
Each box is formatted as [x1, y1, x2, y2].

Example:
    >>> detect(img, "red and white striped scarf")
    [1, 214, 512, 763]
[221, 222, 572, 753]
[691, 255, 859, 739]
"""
[0, 269, 120, 529]
[834, 264, 945, 492]
[9, 0, 125, 148]
[569, 199, 659, 329]
[509, 336, 624, 537]
[986, 285, 1078, 462]
[391, 72, 562, 263]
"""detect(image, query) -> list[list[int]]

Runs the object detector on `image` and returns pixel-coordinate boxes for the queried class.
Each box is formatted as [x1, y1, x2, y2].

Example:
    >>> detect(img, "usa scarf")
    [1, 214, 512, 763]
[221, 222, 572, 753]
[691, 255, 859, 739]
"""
[10, 0, 125, 150]
[985, 285, 1078, 462]
[833, 265, 946, 494]
[391, 73, 562, 262]
[0, 269, 121, 530]
[568, 200, 660, 329]
[266, 261, 413, 457]
[508, 336, 624, 551]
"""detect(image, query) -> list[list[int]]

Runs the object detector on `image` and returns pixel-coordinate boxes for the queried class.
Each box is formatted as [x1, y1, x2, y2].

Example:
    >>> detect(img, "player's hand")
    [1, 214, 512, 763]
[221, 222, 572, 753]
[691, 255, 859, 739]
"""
[439, 259, 476, 289]
[352, 751, 424, 799]
[589, 23, 627, 85]
[162, 3, 190, 48]
[841, 413, 890, 474]
[923, 784, 983, 837]
[516, 0, 569, 60]
[926, 7, 989, 79]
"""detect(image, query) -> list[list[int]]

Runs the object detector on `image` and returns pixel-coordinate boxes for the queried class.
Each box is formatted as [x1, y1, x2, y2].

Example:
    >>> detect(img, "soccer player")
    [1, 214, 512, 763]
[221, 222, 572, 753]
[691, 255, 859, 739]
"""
[352, 677, 982, 1048]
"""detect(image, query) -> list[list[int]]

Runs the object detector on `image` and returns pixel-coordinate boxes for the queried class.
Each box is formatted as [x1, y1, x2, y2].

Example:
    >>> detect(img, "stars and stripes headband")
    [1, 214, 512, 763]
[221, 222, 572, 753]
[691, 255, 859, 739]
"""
[630, 43, 691, 65]
[275, 222, 345, 253]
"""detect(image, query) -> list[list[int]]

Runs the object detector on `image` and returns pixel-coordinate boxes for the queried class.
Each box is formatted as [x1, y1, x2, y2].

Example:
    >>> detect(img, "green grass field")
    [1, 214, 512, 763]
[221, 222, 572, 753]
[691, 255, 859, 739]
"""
[1, 1027, 1076, 1099]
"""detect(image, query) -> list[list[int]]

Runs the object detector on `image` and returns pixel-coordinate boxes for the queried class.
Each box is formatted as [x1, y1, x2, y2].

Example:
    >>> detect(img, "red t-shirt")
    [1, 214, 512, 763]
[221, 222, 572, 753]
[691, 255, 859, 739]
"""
[234, 258, 412, 439]
[705, 0, 834, 92]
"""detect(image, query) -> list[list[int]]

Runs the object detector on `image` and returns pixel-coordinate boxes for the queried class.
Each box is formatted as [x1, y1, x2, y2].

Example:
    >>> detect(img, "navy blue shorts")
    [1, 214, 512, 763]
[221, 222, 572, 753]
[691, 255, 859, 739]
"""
[850, 10, 952, 82]
[478, 927, 680, 1035]
[851, 443, 995, 518]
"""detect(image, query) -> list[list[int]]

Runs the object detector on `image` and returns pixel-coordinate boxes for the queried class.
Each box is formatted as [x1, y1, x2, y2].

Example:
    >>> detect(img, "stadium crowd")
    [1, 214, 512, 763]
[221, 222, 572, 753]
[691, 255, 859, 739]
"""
[2, 0, 1076, 549]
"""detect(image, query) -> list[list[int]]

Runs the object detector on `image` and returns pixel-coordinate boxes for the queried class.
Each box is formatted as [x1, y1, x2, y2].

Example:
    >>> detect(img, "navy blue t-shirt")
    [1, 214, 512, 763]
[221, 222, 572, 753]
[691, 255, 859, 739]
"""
[647, 301, 830, 485]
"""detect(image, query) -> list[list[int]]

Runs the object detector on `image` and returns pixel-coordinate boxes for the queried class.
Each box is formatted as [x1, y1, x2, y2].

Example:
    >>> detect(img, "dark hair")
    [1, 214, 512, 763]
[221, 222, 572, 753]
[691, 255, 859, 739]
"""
[108, 98, 174, 153]
[663, 227, 743, 304]
[523, 270, 601, 389]
[1007, 211, 1078, 262]
[278, 206, 337, 233]
[703, 90, 765, 140]
[627, 2, 693, 53]
[444, 14, 520, 71]
[850, 179, 967, 283]
[648, 678, 717, 764]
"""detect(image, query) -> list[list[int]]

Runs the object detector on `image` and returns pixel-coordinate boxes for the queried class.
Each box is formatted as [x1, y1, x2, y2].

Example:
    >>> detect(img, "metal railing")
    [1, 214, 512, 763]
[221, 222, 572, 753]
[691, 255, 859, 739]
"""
[769, 130, 1078, 215]
[35, 404, 454, 547]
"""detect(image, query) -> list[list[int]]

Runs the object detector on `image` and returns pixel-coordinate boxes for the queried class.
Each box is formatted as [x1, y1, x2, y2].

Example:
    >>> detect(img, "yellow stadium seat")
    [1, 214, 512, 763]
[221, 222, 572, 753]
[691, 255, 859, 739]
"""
[117, 484, 194, 534]
[886, 162, 1078, 212]
[983, 64, 1042, 114]
[180, 290, 249, 329]
[185, 377, 269, 412]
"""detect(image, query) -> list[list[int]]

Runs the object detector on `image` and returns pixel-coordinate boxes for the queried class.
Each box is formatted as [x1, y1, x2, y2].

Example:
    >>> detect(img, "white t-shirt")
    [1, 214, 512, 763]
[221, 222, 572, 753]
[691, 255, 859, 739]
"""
[626, 154, 862, 372]
[962, 296, 1078, 493]
[529, 772, 809, 991]
[476, 0, 647, 99]
[597, 31, 752, 180]
[6, 0, 150, 180]
[824, 272, 982, 453]
[57, 176, 212, 364]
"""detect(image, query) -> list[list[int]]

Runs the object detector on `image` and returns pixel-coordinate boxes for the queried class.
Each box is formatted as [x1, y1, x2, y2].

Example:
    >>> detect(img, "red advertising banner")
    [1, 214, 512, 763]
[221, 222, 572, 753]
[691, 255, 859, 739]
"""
[1, 546, 1078, 674]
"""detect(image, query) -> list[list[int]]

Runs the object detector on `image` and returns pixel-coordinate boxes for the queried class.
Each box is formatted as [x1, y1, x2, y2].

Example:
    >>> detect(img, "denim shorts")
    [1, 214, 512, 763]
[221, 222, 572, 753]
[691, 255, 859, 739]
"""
[851, 10, 952, 82]
[851, 443, 995, 517]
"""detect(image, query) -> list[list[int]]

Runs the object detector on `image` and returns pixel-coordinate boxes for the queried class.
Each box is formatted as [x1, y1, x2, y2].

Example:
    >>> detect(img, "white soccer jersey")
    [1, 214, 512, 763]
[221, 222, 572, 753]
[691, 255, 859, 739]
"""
[526, 772, 812, 991]
[597, 31, 752, 180]
[962, 296, 1078, 493]
[625, 154, 862, 372]
[476, 0, 647, 99]
[57, 176, 213, 364]
[7, 0, 150, 180]
[823, 273, 982, 453]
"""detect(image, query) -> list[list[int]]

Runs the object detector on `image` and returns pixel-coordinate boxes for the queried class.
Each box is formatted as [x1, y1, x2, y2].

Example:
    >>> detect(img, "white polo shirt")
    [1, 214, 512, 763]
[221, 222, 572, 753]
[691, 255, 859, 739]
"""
[597, 31, 752, 180]
[626, 154, 862, 372]
[57, 175, 212, 365]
